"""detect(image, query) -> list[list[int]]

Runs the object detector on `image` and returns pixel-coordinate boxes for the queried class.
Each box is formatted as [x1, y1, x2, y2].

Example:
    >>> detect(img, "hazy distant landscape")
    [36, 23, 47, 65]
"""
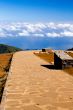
[0, 36, 73, 50]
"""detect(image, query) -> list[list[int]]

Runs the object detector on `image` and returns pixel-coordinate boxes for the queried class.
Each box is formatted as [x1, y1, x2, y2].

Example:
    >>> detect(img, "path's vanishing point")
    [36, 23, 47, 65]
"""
[1, 51, 73, 110]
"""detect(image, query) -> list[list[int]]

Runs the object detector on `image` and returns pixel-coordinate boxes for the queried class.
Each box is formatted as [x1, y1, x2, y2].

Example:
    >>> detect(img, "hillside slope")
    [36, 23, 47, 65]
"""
[0, 44, 22, 54]
[0, 53, 13, 102]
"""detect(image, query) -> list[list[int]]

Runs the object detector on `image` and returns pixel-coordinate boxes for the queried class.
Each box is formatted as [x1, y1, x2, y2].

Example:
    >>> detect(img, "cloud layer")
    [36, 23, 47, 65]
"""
[0, 22, 73, 38]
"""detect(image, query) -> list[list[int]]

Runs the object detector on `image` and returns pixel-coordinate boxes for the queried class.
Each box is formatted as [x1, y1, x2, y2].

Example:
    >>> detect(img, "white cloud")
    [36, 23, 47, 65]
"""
[61, 31, 73, 37]
[33, 33, 44, 37]
[35, 23, 46, 29]
[57, 23, 71, 28]
[24, 23, 42, 33]
[0, 32, 6, 37]
[46, 32, 60, 37]
[18, 30, 29, 36]
[0, 22, 73, 38]
[47, 22, 57, 29]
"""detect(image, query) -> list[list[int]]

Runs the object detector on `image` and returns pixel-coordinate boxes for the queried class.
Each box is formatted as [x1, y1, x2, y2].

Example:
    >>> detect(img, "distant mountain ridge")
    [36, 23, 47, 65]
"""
[0, 44, 22, 54]
[67, 48, 73, 51]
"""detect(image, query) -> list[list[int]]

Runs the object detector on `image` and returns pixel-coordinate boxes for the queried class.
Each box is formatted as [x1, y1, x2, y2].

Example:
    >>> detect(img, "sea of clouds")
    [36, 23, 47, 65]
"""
[0, 22, 73, 38]
[0, 22, 73, 50]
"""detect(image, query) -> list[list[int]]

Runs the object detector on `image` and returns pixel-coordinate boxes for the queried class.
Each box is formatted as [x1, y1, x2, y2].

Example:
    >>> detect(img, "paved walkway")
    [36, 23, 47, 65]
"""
[1, 51, 73, 110]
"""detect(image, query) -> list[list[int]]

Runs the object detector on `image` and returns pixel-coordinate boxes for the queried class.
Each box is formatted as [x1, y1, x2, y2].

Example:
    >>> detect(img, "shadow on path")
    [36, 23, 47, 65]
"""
[41, 64, 60, 70]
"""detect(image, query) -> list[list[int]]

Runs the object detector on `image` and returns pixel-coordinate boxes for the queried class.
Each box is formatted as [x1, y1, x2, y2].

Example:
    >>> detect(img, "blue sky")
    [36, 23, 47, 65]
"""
[0, 0, 73, 50]
[0, 0, 73, 22]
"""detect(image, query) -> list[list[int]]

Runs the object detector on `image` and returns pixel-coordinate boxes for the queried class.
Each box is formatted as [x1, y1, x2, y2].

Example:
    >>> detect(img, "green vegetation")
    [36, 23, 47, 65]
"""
[0, 44, 22, 54]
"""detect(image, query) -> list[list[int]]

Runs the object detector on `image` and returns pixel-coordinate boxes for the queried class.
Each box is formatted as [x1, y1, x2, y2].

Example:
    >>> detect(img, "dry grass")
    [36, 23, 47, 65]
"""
[34, 51, 73, 76]
[64, 67, 73, 76]
[0, 53, 13, 102]
[0, 53, 13, 73]
[64, 52, 73, 76]
[34, 52, 54, 63]
[67, 52, 73, 58]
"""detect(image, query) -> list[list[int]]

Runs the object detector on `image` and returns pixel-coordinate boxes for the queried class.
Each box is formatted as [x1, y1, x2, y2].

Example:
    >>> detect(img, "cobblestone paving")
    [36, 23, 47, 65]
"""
[1, 51, 73, 110]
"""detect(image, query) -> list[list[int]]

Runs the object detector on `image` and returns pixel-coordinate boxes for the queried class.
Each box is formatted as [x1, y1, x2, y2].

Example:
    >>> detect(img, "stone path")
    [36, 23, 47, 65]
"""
[1, 51, 73, 110]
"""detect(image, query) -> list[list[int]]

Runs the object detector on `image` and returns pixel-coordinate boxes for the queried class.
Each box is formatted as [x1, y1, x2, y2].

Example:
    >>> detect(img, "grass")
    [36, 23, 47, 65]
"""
[0, 53, 13, 102]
